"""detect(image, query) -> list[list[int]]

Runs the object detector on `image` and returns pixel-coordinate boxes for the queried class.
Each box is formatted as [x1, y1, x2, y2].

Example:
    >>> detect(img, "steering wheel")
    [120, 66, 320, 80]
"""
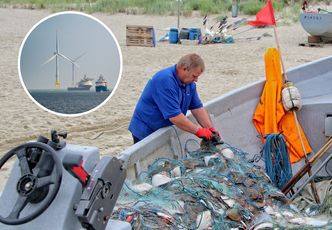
[0, 142, 62, 225]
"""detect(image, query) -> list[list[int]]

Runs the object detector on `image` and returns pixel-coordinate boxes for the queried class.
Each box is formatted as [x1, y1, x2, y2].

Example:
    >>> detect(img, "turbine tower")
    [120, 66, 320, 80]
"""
[70, 52, 86, 87]
[43, 31, 73, 89]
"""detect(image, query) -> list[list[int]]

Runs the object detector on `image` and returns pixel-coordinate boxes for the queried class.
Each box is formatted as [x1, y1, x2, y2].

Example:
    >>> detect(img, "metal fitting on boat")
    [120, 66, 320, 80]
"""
[282, 81, 302, 111]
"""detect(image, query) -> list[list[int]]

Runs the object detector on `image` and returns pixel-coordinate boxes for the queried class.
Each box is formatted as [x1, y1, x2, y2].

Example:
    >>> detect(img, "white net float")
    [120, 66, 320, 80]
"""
[282, 81, 302, 111]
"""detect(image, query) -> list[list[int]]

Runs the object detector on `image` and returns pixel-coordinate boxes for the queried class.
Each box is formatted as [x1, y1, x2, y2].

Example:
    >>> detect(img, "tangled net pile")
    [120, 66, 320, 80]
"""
[112, 139, 332, 229]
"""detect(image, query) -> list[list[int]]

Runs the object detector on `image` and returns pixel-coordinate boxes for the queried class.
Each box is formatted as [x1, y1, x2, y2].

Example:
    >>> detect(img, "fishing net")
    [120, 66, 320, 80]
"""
[293, 177, 332, 217]
[112, 138, 332, 229]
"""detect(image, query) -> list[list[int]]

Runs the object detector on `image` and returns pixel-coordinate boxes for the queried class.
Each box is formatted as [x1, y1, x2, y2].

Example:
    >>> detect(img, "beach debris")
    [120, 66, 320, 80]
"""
[262, 32, 272, 37]
[234, 32, 273, 42]
[158, 32, 169, 42]
[90, 131, 104, 140]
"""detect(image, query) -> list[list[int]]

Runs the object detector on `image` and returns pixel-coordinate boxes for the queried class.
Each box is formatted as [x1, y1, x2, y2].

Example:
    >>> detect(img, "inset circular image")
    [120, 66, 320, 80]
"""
[19, 11, 122, 116]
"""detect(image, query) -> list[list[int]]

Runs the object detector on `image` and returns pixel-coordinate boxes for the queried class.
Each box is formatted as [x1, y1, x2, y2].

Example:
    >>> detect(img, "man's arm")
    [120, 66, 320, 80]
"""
[169, 111, 215, 140]
[169, 113, 199, 134]
[191, 107, 213, 128]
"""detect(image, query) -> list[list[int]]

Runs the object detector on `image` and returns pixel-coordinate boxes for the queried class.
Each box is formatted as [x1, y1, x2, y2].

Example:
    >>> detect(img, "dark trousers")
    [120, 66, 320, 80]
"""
[132, 135, 140, 144]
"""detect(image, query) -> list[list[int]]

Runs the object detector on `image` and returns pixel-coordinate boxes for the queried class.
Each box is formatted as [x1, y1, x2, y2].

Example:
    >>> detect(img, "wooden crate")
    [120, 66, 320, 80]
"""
[126, 25, 155, 47]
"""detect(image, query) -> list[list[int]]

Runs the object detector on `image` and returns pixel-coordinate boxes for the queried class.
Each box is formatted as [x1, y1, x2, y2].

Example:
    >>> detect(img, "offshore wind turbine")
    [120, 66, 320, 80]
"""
[69, 52, 86, 87]
[42, 32, 74, 89]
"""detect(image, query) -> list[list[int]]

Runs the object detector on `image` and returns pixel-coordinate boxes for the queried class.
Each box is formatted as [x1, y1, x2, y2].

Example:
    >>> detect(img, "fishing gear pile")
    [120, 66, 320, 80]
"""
[201, 16, 246, 44]
[112, 137, 332, 229]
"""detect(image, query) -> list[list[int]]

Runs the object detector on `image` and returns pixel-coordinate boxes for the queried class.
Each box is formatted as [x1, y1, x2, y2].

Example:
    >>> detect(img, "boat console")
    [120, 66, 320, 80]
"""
[0, 131, 130, 230]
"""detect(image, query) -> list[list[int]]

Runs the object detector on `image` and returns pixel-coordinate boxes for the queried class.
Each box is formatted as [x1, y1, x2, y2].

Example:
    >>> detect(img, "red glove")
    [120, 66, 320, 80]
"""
[209, 127, 221, 138]
[195, 128, 213, 140]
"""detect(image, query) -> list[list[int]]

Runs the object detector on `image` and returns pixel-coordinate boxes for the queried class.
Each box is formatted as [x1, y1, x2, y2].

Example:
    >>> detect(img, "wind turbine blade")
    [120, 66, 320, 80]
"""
[60, 53, 80, 68]
[74, 52, 86, 61]
[58, 53, 74, 63]
[75, 66, 85, 75]
[42, 55, 56, 65]
[70, 62, 80, 69]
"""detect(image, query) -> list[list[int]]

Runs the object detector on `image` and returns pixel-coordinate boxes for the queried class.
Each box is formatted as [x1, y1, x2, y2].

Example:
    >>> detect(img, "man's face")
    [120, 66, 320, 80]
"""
[179, 66, 203, 84]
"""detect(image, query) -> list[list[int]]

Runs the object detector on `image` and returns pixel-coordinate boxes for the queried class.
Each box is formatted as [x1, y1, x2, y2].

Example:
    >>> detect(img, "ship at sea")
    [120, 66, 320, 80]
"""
[95, 74, 109, 92]
[67, 75, 93, 91]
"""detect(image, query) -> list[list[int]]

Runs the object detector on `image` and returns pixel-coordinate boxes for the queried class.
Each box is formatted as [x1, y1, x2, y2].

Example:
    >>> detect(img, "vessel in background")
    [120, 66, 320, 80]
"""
[95, 75, 109, 92]
[300, 11, 332, 41]
[67, 75, 93, 91]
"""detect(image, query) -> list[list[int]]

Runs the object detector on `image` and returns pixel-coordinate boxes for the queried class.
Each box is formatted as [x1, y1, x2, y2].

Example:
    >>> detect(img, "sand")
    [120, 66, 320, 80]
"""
[0, 7, 332, 189]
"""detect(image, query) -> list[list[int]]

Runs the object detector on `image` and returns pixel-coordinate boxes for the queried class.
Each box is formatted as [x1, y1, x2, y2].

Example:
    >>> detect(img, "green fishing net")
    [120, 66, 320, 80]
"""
[112, 139, 332, 229]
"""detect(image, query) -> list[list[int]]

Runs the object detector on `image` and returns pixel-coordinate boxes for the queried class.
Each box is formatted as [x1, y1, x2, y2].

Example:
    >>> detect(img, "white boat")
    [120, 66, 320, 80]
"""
[67, 75, 93, 91]
[1, 56, 331, 230]
[119, 55, 332, 182]
[300, 12, 332, 40]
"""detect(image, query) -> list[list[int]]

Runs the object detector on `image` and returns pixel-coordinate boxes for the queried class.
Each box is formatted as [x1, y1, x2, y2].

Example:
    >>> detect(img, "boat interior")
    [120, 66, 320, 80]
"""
[119, 56, 332, 182]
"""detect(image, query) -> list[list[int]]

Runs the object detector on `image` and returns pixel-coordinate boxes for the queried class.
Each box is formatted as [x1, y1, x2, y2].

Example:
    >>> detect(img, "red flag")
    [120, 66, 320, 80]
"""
[248, 0, 276, 26]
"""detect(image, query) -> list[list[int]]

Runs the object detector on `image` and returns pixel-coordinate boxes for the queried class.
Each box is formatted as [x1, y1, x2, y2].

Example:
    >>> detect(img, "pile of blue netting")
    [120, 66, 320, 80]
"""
[112, 139, 332, 229]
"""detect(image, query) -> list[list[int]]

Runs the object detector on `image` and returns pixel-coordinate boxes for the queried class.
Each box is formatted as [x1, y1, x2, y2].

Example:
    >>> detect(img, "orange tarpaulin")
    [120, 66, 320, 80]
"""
[253, 48, 311, 164]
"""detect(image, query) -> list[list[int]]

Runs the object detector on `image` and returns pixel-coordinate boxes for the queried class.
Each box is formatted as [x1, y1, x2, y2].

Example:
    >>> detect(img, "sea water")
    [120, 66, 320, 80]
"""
[29, 90, 111, 114]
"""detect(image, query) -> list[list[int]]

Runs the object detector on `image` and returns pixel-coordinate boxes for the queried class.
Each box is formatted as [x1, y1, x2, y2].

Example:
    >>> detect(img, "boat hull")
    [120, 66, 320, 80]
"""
[67, 86, 91, 91]
[95, 85, 109, 92]
[300, 12, 332, 40]
[119, 56, 332, 181]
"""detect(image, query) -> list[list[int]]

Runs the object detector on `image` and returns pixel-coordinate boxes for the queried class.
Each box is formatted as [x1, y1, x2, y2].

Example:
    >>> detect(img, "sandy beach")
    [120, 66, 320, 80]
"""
[0, 7, 332, 189]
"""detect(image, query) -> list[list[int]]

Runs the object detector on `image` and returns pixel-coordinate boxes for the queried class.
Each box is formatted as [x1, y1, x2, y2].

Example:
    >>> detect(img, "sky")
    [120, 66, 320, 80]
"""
[20, 12, 122, 90]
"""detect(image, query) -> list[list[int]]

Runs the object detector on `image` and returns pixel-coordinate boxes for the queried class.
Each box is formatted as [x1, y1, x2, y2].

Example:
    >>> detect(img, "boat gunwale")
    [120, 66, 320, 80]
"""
[119, 55, 332, 175]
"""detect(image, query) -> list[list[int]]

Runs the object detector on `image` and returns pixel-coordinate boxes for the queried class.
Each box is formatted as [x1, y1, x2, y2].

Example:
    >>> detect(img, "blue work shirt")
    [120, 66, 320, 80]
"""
[129, 65, 203, 141]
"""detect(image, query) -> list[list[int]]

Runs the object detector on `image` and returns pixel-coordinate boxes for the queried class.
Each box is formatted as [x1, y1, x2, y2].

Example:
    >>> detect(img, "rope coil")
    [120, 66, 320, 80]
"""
[263, 133, 293, 189]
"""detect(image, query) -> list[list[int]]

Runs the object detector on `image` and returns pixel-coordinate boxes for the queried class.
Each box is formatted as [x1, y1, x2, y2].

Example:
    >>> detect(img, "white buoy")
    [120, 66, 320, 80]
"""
[196, 211, 211, 230]
[282, 81, 302, 111]
[170, 166, 181, 177]
[289, 217, 328, 227]
[253, 222, 273, 230]
[282, 210, 294, 218]
[152, 173, 172, 187]
[221, 148, 235, 159]
[204, 153, 219, 166]
[264, 206, 282, 218]
[221, 195, 235, 208]
[132, 183, 153, 193]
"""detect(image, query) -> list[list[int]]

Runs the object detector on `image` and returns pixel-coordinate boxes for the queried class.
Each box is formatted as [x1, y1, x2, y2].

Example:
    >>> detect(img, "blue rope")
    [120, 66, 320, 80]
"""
[263, 133, 293, 189]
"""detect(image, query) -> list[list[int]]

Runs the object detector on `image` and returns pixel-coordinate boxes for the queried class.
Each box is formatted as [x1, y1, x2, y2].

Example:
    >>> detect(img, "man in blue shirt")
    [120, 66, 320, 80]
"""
[129, 53, 220, 143]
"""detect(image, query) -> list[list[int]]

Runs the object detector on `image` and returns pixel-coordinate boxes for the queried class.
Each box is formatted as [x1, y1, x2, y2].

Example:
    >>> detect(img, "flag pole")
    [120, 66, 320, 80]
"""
[272, 25, 320, 204]
[177, 0, 180, 29]
[272, 26, 288, 81]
